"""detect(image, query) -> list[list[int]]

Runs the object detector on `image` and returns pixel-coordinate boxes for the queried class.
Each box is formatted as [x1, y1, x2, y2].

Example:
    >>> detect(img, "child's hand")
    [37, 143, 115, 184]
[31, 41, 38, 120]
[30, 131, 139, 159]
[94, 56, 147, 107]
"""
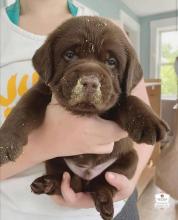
[51, 172, 94, 208]
[51, 172, 135, 208]
[31, 98, 127, 162]
[105, 172, 135, 202]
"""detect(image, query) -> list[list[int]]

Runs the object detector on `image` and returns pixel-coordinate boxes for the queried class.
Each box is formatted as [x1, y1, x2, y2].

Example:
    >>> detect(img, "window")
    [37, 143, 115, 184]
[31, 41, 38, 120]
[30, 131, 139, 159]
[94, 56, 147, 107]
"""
[159, 30, 178, 99]
[150, 17, 178, 99]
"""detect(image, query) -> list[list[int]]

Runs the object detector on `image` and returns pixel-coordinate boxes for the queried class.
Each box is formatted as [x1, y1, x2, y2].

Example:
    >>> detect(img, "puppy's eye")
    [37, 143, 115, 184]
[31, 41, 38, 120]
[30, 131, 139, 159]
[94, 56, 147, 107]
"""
[105, 57, 117, 68]
[64, 50, 78, 61]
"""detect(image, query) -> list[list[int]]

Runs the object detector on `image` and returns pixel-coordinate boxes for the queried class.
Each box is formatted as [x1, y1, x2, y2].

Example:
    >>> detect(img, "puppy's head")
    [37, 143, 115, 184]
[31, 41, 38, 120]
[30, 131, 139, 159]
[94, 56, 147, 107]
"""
[32, 16, 142, 115]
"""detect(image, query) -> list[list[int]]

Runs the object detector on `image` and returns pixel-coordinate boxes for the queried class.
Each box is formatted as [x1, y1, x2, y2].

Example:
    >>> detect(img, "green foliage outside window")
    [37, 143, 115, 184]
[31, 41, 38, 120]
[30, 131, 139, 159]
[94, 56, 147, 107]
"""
[160, 43, 178, 98]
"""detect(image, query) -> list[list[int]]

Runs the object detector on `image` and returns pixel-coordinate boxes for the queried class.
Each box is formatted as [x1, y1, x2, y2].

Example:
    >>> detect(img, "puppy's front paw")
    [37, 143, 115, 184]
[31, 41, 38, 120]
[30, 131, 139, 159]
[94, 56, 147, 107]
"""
[0, 130, 26, 165]
[31, 175, 59, 195]
[118, 95, 170, 145]
[92, 189, 114, 220]
[128, 115, 169, 145]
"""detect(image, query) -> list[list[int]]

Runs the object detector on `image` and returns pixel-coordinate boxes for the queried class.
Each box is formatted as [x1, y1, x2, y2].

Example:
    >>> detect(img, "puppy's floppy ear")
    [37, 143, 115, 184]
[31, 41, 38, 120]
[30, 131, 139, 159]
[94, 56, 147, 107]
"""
[121, 47, 143, 95]
[32, 39, 54, 84]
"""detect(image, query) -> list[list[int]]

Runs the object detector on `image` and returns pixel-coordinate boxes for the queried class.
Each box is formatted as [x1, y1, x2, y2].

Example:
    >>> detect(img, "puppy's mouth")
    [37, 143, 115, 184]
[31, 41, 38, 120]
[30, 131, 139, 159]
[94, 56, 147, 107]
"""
[68, 76, 103, 112]
[72, 102, 97, 113]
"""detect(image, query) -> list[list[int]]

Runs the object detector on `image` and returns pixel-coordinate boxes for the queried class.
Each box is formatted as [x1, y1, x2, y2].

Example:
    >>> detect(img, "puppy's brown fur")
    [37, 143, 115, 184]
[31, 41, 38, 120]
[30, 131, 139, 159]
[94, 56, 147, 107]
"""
[0, 17, 169, 220]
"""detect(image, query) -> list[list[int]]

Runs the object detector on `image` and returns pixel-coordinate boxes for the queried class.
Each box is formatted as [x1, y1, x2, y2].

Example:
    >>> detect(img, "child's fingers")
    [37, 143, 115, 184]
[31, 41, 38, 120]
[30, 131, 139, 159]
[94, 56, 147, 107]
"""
[105, 172, 134, 201]
[61, 172, 77, 204]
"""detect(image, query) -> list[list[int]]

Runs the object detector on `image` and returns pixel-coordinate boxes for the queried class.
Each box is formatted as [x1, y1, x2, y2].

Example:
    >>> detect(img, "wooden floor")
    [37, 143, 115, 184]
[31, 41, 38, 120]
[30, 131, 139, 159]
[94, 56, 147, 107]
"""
[137, 180, 178, 220]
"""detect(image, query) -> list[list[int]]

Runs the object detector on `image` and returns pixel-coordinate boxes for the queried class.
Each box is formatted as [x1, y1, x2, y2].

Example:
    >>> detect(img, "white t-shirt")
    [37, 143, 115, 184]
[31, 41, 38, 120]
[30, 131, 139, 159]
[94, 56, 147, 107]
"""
[0, 5, 126, 220]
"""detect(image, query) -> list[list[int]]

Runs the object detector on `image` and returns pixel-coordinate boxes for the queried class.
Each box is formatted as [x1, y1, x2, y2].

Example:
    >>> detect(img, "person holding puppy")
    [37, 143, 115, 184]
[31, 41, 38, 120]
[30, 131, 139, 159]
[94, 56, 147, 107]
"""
[0, 0, 154, 219]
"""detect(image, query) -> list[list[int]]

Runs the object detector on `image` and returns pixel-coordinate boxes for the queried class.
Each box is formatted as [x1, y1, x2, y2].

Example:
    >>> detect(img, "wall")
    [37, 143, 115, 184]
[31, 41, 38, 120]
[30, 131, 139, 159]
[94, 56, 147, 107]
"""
[0, 0, 6, 8]
[78, 0, 139, 22]
[140, 11, 177, 78]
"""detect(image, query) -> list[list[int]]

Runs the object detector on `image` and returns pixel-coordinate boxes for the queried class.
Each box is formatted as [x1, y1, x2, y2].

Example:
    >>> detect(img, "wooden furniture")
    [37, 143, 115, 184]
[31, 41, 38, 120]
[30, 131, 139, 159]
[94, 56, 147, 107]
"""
[137, 79, 161, 197]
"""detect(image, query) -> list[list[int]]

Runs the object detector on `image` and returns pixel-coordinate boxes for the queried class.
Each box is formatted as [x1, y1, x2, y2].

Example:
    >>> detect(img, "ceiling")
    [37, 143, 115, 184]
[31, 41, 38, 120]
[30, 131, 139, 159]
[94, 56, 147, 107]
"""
[123, 0, 177, 16]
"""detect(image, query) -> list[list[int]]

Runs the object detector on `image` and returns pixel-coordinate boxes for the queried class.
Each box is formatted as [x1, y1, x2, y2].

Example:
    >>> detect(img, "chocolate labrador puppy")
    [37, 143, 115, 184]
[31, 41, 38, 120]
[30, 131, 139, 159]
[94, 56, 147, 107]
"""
[0, 16, 169, 220]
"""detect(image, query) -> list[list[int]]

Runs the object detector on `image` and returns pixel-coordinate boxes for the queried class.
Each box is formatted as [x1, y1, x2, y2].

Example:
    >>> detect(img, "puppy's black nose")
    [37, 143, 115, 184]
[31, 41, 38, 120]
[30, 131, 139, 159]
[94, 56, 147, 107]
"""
[80, 75, 100, 90]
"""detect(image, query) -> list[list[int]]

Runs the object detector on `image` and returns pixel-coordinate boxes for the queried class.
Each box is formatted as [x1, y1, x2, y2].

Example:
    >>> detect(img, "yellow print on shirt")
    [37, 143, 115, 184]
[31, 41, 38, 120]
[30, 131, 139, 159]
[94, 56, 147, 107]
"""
[0, 72, 39, 118]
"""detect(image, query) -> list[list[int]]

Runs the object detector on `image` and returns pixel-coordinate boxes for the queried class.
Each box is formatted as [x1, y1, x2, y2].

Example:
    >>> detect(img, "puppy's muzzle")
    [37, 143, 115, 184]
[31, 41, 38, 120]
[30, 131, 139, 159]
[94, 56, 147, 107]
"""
[70, 74, 102, 106]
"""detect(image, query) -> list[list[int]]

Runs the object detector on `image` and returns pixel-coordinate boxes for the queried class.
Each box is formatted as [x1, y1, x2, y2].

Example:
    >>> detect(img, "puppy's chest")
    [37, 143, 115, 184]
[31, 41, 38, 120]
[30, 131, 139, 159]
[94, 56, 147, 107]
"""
[64, 158, 117, 180]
